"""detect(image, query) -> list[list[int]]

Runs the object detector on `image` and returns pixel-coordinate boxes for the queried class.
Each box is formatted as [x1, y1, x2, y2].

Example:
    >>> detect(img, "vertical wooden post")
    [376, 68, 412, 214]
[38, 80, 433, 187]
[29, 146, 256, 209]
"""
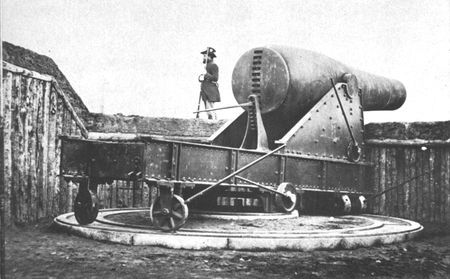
[445, 147, 450, 223]
[409, 148, 417, 220]
[55, 94, 64, 214]
[1, 67, 7, 279]
[2, 72, 13, 225]
[47, 86, 57, 216]
[403, 148, 411, 220]
[26, 77, 38, 222]
[41, 81, 51, 217]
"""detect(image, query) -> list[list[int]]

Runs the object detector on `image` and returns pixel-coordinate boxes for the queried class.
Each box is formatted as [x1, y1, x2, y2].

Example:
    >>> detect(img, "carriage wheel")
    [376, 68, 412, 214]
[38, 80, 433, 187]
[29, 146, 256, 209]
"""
[150, 194, 188, 231]
[275, 182, 297, 212]
[333, 194, 352, 215]
[74, 190, 99, 225]
[351, 195, 367, 214]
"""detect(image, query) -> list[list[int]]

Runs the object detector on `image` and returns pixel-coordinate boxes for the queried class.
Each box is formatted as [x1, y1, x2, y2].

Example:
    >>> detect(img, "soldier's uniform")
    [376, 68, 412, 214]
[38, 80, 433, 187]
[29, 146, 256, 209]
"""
[200, 47, 221, 119]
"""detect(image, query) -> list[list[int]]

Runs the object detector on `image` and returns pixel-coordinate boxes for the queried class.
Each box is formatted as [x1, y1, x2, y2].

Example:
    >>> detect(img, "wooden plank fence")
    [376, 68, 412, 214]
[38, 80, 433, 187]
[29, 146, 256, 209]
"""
[1, 62, 87, 225]
[367, 140, 450, 224]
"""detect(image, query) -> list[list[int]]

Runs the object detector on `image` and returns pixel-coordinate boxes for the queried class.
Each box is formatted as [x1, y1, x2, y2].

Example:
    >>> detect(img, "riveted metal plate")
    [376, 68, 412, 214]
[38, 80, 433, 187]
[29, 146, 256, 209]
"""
[90, 141, 145, 179]
[145, 142, 172, 178]
[236, 151, 280, 186]
[282, 85, 365, 161]
[284, 157, 323, 188]
[178, 145, 230, 182]
[325, 162, 361, 192]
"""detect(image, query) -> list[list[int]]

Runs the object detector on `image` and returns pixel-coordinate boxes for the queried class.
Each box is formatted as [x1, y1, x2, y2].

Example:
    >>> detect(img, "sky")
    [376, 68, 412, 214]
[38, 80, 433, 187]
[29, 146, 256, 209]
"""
[2, 0, 450, 123]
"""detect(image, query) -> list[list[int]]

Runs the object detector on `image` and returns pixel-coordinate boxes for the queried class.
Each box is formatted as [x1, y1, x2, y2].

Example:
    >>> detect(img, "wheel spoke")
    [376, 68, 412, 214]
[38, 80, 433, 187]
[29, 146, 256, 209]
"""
[169, 217, 176, 229]
[171, 211, 183, 219]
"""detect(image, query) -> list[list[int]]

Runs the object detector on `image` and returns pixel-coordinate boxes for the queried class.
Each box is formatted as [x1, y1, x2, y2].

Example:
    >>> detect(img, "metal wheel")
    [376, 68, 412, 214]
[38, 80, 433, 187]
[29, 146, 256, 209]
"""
[351, 195, 367, 214]
[358, 195, 368, 213]
[274, 182, 297, 212]
[150, 194, 188, 231]
[333, 194, 351, 215]
[74, 190, 99, 225]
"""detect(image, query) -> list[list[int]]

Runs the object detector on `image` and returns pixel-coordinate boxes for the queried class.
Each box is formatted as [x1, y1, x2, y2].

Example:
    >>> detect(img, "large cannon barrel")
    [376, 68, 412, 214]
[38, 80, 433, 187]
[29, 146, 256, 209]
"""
[232, 46, 406, 120]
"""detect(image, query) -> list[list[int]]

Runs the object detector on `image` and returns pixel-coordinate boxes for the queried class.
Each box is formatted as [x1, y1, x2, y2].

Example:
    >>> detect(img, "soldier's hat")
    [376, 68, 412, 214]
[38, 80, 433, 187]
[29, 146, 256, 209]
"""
[200, 47, 216, 58]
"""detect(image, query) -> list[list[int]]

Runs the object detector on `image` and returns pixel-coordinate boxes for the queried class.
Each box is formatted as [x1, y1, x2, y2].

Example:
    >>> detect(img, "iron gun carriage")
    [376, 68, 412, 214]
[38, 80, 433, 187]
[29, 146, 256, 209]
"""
[61, 46, 406, 231]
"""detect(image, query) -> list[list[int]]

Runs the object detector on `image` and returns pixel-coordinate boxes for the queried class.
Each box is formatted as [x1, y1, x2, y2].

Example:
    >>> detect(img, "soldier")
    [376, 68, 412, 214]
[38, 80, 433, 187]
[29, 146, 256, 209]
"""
[199, 47, 221, 120]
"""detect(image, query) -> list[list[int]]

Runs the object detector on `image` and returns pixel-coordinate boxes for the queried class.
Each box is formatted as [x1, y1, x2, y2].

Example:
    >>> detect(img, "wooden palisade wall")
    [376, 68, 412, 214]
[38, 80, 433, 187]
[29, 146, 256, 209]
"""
[1, 62, 87, 225]
[367, 140, 450, 224]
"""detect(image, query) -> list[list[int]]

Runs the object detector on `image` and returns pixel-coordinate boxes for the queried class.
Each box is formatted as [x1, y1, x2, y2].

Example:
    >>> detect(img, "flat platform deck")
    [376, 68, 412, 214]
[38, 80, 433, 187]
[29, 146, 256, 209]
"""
[54, 208, 423, 251]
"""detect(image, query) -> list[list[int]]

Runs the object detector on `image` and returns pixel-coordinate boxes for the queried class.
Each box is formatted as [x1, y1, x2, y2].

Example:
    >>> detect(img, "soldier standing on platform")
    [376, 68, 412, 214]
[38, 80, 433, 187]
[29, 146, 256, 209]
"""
[199, 47, 221, 120]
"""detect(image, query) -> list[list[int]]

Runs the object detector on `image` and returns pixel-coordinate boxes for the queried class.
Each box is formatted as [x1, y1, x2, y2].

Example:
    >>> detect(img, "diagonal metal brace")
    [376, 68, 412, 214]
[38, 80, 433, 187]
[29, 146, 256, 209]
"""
[185, 144, 286, 204]
[234, 175, 290, 198]
[330, 78, 358, 147]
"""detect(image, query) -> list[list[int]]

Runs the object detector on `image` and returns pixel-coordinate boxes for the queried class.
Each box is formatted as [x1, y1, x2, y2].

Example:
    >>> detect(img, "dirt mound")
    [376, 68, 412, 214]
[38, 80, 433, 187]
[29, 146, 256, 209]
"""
[365, 121, 450, 140]
[2, 41, 90, 122]
[86, 113, 227, 138]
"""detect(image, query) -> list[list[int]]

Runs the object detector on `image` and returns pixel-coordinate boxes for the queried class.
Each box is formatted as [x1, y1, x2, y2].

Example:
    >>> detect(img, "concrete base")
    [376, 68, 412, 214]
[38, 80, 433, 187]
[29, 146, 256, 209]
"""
[54, 208, 423, 251]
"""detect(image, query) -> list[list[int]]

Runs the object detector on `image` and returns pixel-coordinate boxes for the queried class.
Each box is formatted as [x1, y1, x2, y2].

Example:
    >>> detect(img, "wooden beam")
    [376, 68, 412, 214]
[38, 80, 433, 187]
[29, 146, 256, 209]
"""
[366, 139, 450, 147]
[51, 79, 88, 138]
[2, 61, 53, 82]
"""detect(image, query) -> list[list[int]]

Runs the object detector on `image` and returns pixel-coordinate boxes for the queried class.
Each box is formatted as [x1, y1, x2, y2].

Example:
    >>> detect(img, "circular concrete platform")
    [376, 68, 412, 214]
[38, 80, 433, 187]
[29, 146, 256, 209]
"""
[54, 208, 423, 251]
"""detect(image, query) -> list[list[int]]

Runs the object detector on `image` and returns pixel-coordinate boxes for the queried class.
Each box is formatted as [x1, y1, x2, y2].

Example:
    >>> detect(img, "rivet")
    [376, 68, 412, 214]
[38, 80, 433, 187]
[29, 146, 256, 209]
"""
[300, 126, 303, 128]
[329, 117, 333, 120]
[322, 128, 326, 131]
[337, 105, 340, 108]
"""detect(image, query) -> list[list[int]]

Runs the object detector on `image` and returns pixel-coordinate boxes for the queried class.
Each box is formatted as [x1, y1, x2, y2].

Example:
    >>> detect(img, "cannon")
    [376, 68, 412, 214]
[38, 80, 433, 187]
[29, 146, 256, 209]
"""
[211, 46, 406, 152]
[61, 46, 406, 231]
